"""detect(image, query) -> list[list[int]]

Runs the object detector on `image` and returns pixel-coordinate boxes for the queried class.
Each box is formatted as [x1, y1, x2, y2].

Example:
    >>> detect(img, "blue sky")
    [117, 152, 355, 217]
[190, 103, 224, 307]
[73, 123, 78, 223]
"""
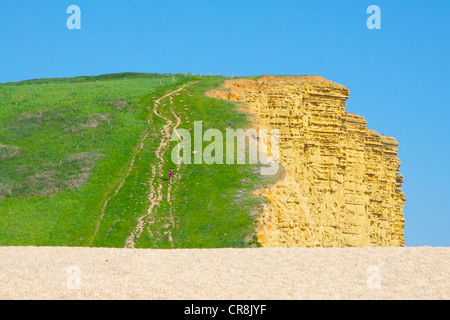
[0, 0, 449, 246]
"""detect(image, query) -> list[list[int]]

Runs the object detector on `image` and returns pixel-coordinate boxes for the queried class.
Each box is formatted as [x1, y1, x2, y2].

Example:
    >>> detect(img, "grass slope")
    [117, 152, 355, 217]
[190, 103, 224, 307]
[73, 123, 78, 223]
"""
[0, 73, 272, 248]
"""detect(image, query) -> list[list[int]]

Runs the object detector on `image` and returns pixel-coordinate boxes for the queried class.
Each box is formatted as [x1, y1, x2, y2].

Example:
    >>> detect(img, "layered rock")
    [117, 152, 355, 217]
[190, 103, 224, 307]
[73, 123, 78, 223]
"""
[208, 76, 406, 247]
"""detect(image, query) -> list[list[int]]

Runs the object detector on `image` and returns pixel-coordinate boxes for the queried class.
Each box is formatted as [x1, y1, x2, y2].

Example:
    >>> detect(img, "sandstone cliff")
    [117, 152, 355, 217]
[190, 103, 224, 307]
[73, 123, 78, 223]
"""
[208, 76, 406, 247]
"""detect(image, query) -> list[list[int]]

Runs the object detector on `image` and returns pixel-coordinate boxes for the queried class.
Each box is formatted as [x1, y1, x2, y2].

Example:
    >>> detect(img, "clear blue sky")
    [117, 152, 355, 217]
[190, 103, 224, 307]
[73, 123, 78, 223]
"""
[0, 0, 449, 246]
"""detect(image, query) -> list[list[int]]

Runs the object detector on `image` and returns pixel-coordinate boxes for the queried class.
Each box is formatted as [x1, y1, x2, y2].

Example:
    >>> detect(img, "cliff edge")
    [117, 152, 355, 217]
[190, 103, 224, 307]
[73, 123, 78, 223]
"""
[208, 75, 406, 247]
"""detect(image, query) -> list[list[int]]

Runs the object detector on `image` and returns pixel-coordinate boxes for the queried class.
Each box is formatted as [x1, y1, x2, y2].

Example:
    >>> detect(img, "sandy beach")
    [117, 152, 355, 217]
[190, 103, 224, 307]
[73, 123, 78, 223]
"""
[0, 246, 448, 300]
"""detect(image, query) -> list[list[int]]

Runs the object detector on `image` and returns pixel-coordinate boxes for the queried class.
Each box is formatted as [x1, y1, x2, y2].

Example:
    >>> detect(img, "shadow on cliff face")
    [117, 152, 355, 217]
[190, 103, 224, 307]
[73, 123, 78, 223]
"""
[265, 162, 286, 185]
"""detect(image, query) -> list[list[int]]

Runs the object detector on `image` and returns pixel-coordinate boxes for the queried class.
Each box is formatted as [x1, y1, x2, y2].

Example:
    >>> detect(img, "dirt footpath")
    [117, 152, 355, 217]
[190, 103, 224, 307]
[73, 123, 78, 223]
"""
[0, 246, 448, 300]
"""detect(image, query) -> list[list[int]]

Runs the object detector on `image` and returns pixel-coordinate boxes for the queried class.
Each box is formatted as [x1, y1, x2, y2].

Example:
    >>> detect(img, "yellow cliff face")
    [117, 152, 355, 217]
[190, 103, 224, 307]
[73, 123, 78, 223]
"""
[208, 75, 406, 247]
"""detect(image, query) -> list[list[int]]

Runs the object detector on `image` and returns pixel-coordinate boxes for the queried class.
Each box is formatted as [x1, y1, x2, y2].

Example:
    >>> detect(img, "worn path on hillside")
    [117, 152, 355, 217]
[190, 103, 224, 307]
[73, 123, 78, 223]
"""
[0, 246, 448, 299]
[90, 82, 192, 248]
[125, 83, 193, 248]
[89, 128, 152, 246]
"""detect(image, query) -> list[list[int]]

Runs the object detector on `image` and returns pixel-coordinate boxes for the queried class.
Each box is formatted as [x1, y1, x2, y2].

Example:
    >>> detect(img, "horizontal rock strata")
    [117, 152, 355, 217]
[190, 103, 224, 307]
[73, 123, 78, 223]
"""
[208, 76, 406, 247]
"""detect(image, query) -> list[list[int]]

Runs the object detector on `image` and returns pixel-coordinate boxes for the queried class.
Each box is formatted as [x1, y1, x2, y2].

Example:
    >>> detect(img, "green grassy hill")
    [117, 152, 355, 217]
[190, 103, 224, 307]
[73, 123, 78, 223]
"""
[0, 73, 271, 248]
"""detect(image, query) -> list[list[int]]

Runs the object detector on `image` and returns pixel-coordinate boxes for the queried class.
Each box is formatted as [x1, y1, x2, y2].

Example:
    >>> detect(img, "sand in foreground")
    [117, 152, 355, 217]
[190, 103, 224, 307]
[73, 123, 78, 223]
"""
[0, 246, 448, 299]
